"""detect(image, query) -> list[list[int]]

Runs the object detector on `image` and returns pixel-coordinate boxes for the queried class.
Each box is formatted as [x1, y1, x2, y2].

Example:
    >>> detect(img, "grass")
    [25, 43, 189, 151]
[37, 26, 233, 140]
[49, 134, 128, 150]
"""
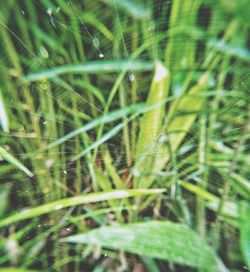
[0, 0, 249, 271]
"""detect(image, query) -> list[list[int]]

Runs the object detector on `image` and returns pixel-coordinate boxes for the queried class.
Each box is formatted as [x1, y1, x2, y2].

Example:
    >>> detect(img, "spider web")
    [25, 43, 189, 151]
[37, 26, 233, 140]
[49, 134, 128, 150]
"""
[0, 0, 249, 270]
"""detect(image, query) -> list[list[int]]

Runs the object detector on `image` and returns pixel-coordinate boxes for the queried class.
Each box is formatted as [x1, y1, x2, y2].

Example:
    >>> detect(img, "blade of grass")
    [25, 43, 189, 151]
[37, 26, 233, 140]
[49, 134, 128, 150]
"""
[22, 60, 153, 82]
[0, 184, 11, 216]
[71, 118, 131, 161]
[240, 202, 250, 269]
[46, 98, 174, 151]
[166, 73, 209, 152]
[134, 61, 170, 188]
[45, 103, 144, 150]
[0, 146, 33, 177]
[0, 90, 9, 132]
[0, 189, 165, 228]
[62, 220, 223, 270]
[136, 61, 170, 160]
[101, 0, 150, 19]
[0, 269, 37, 272]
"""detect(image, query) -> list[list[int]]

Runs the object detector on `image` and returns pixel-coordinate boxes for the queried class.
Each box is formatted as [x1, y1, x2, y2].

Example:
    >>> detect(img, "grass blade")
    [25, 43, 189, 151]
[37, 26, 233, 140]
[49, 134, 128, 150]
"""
[62, 220, 220, 270]
[0, 90, 9, 132]
[72, 119, 130, 161]
[0, 189, 165, 227]
[240, 202, 250, 269]
[102, 0, 150, 19]
[136, 61, 170, 159]
[167, 73, 209, 151]
[0, 146, 33, 177]
[22, 60, 153, 82]
[45, 104, 144, 150]
[0, 184, 11, 216]
[0, 269, 37, 272]
[46, 99, 172, 151]
[134, 61, 170, 188]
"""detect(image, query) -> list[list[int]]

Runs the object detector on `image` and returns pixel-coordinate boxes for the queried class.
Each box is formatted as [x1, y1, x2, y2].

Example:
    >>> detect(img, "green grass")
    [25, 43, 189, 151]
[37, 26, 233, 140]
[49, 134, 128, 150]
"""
[0, 0, 249, 271]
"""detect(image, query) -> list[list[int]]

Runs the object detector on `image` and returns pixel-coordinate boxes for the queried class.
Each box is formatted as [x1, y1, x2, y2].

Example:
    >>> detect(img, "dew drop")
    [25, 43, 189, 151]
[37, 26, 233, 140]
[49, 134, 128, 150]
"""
[128, 74, 135, 81]
[99, 53, 104, 58]
[40, 46, 49, 59]
[46, 8, 52, 16]
[93, 37, 100, 47]
[159, 134, 168, 143]
[54, 204, 63, 210]
[63, 170, 67, 174]
[21, 10, 25, 15]
[45, 159, 54, 168]
[132, 168, 140, 177]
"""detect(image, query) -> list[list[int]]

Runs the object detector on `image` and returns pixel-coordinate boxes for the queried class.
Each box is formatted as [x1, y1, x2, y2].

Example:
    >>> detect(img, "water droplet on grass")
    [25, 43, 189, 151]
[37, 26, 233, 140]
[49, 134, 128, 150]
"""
[55, 204, 63, 210]
[46, 8, 52, 16]
[40, 46, 49, 59]
[129, 74, 135, 81]
[93, 37, 100, 47]
[45, 159, 54, 168]
[132, 168, 140, 177]
[99, 53, 104, 58]
[159, 134, 168, 143]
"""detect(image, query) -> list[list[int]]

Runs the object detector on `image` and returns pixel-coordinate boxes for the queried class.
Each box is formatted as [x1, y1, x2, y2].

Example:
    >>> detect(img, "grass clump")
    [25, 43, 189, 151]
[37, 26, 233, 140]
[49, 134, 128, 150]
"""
[0, 0, 249, 271]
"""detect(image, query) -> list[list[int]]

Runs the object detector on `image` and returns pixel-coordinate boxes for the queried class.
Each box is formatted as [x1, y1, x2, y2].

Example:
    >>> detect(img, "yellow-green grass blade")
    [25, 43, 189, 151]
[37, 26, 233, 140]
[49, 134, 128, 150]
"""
[134, 62, 170, 188]
[0, 189, 165, 228]
[136, 61, 170, 159]
[180, 181, 239, 219]
[167, 73, 209, 152]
